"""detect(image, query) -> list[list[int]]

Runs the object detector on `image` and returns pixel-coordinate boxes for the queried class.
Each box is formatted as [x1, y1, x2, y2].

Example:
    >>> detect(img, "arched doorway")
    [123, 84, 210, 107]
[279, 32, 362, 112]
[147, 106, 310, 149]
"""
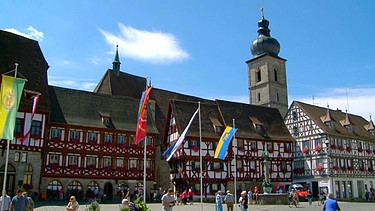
[67, 180, 83, 200]
[47, 180, 63, 200]
[87, 181, 100, 199]
[103, 182, 113, 201]
[0, 164, 16, 196]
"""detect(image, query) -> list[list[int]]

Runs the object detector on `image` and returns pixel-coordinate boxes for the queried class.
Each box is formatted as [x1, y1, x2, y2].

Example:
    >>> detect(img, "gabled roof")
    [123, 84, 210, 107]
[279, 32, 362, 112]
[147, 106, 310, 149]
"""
[49, 85, 158, 133]
[93, 69, 146, 99]
[292, 101, 375, 141]
[167, 99, 293, 142]
[169, 99, 221, 139]
[216, 100, 293, 141]
[0, 30, 50, 111]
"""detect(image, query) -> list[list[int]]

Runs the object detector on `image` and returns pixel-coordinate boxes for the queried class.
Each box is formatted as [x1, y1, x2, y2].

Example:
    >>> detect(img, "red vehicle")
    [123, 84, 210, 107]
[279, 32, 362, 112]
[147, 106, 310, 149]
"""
[289, 184, 308, 200]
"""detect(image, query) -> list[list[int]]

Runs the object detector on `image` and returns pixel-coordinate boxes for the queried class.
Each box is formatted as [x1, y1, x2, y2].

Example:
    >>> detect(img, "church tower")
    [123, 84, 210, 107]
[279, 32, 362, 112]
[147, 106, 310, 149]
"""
[246, 9, 288, 117]
[112, 44, 121, 76]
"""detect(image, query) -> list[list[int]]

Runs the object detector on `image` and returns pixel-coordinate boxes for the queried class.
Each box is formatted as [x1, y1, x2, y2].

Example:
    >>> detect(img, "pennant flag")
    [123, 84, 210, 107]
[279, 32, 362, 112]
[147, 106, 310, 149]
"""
[163, 108, 199, 161]
[134, 86, 152, 144]
[0, 75, 26, 140]
[20, 95, 40, 143]
[214, 126, 237, 160]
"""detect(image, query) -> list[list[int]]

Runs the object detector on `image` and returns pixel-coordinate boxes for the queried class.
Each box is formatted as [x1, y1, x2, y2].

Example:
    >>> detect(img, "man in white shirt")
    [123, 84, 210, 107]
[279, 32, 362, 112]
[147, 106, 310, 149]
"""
[0, 190, 11, 211]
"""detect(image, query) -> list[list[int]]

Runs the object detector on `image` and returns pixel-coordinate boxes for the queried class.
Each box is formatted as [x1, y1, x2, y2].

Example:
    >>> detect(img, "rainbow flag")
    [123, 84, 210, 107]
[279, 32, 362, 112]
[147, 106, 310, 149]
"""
[134, 86, 152, 144]
[214, 126, 237, 160]
[0, 75, 26, 140]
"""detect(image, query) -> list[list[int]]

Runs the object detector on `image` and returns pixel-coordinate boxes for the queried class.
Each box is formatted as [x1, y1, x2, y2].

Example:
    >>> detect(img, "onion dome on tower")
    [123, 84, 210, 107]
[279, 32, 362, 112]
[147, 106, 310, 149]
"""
[250, 10, 280, 57]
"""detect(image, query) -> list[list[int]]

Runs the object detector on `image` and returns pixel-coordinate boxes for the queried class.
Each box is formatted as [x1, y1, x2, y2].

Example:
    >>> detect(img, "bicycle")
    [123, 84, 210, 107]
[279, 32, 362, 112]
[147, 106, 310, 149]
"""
[288, 196, 299, 208]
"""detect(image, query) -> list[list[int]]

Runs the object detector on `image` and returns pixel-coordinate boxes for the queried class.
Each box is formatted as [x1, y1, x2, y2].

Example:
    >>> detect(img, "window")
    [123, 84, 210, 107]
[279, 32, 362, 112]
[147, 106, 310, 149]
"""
[250, 141, 256, 150]
[102, 116, 110, 125]
[23, 164, 33, 185]
[86, 156, 96, 167]
[103, 157, 111, 168]
[237, 160, 243, 170]
[69, 130, 80, 142]
[285, 143, 291, 152]
[213, 162, 223, 171]
[49, 154, 59, 165]
[30, 120, 42, 138]
[117, 135, 125, 145]
[87, 132, 98, 143]
[281, 161, 287, 172]
[256, 69, 261, 82]
[293, 126, 298, 136]
[276, 93, 279, 102]
[129, 159, 137, 169]
[104, 133, 112, 144]
[116, 158, 124, 168]
[51, 128, 61, 140]
[14, 118, 24, 137]
[192, 161, 200, 170]
[68, 155, 78, 166]
[292, 111, 298, 121]
[257, 93, 261, 102]
[274, 69, 278, 82]
[237, 139, 244, 149]
[267, 143, 273, 152]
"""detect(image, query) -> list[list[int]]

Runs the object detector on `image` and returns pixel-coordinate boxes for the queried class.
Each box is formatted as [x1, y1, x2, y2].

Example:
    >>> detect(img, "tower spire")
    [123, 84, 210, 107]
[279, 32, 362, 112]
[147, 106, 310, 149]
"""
[112, 44, 121, 76]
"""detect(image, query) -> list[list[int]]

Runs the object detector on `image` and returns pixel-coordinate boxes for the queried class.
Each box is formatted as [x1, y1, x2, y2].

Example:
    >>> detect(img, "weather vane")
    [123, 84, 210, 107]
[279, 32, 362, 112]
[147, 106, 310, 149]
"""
[260, 0, 264, 18]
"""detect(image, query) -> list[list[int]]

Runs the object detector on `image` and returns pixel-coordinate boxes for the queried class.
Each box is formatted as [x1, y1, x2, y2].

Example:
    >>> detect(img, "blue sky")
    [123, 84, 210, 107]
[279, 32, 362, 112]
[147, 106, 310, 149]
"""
[1, 0, 375, 120]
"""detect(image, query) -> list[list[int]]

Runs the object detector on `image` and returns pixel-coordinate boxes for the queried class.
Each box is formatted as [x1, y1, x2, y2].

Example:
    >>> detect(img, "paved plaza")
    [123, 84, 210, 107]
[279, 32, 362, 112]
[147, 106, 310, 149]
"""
[34, 201, 374, 211]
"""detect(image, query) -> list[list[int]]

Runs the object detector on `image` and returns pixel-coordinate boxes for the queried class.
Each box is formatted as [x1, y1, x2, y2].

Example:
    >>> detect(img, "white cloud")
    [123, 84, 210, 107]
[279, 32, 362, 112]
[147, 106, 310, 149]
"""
[292, 87, 375, 121]
[99, 23, 189, 64]
[48, 76, 97, 91]
[4, 26, 44, 41]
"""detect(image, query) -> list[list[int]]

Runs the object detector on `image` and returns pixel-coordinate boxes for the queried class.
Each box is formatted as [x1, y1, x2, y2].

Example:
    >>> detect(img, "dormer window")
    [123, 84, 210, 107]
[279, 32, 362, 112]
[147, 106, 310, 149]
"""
[209, 118, 223, 134]
[340, 113, 353, 132]
[102, 116, 110, 125]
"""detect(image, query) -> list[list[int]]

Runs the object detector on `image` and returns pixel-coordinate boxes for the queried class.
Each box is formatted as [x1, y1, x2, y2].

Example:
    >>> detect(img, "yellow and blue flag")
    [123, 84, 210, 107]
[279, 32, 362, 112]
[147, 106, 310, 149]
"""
[0, 75, 26, 140]
[214, 126, 237, 160]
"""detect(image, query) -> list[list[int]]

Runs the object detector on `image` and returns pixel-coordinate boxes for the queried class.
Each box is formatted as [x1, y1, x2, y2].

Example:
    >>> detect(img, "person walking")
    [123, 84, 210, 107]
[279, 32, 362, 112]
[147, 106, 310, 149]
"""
[66, 196, 79, 211]
[322, 193, 341, 211]
[0, 190, 11, 211]
[161, 188, 175, 211]
[224, 190, 234, 211]
[215, 190, 223, 211]
[9, 189, 29, 211]
[239, 190, 248, 211]
[307, 188, 313, 205]
[22, 192, 34, 211]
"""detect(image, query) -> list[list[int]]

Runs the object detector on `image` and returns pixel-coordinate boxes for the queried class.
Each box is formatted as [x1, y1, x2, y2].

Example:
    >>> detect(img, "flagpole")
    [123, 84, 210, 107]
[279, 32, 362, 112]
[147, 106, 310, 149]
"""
[198, 102, 203, 211]
[233, 118, 238, 211]
[1, 63, 19, 211]
[143, 77, 148, 205]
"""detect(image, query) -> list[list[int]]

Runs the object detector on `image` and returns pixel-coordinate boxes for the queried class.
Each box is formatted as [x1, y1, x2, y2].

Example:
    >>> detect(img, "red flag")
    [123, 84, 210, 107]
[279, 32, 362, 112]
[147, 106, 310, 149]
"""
[20, 95, 40, 143]
[134, 86, 152, 144]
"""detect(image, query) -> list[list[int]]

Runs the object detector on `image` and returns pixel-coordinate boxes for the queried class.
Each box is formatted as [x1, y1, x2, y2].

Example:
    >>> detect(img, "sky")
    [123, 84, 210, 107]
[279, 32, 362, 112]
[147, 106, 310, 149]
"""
[1, 0, 375, 120]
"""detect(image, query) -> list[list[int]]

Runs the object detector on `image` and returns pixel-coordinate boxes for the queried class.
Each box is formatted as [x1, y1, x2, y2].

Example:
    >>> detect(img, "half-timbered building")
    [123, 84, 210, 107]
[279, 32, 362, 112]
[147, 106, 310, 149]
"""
[285, 101, 375, 199]
[42, 86, 158, 201]
[165, 99, 294, 199]
[0, 30, 50, 197]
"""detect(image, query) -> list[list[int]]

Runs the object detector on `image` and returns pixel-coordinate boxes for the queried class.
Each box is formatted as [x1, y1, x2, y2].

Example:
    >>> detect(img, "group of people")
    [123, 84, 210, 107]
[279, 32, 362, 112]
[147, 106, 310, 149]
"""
[0, 189, 35, 211]
[215, 189, 249, 211]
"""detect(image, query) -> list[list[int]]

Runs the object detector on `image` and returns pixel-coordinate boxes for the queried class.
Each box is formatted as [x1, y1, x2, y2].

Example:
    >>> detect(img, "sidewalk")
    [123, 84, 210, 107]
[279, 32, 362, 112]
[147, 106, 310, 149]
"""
[34, 203, 216, 211]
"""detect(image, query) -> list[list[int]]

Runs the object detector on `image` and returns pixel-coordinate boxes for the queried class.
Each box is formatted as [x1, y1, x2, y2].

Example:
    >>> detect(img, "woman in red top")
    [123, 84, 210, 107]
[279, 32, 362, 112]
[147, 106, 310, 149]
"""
[188, 189, 194, 205]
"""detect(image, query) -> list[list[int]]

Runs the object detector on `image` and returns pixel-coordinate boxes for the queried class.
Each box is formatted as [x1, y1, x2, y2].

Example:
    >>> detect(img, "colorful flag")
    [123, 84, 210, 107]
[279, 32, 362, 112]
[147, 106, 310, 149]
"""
[20, 95, 40, 143]
[134, 86, 152, 144]
[214, 126, 237, 160]
[163, 108, 199, 161]
[0, 75, 26, 140]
